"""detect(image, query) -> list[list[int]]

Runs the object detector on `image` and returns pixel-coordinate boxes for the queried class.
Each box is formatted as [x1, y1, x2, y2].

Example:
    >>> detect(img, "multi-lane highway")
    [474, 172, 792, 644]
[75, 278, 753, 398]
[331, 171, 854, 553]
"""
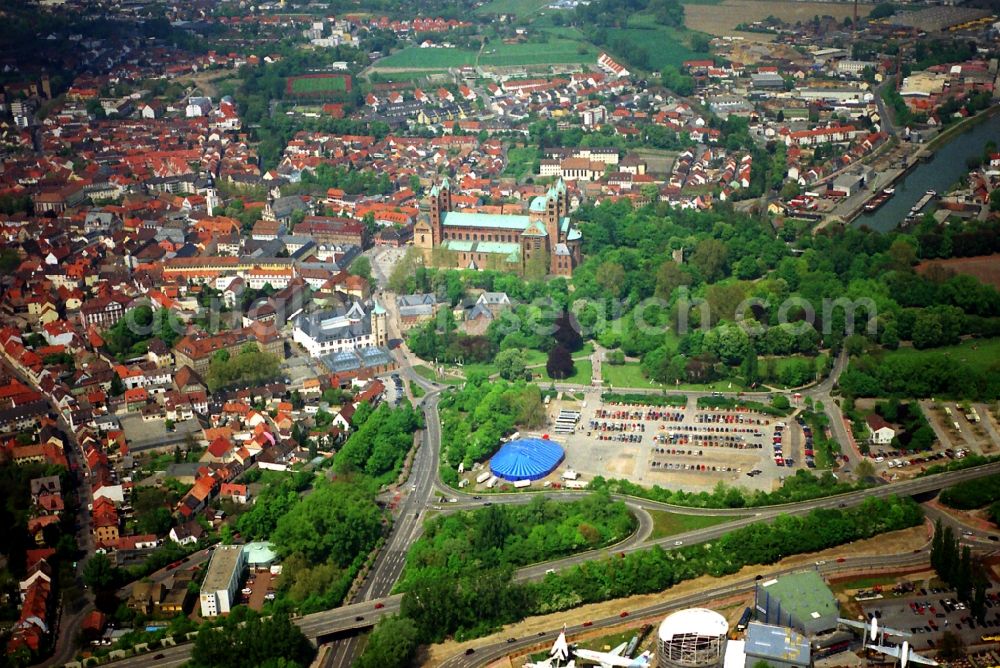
[323, 357, 442, 667]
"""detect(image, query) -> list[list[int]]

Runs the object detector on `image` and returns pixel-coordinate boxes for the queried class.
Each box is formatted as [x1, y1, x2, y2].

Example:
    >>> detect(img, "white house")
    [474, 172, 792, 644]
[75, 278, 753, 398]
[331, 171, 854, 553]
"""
[185, 96, 213, 118]
[866, 413, 895, 445]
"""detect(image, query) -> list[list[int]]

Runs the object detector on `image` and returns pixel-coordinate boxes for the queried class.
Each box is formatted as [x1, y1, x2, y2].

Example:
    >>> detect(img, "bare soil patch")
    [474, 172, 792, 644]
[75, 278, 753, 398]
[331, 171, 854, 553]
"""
[686, 0, 874, 37]
[916, 254, 1000, 290]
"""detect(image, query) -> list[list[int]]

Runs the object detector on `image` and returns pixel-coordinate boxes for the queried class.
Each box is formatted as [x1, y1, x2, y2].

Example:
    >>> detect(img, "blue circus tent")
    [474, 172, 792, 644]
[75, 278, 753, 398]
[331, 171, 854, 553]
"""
[490, 438, 564, 482]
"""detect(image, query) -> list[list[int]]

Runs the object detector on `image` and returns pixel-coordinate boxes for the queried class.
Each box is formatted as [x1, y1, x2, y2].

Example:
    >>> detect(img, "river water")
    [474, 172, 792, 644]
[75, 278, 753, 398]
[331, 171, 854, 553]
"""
[852, 112, 1000, 233]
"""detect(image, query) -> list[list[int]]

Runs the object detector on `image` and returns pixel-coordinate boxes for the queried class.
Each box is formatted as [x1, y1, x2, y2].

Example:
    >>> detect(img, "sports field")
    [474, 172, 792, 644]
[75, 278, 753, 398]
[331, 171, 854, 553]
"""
[286, 73, 352, 96]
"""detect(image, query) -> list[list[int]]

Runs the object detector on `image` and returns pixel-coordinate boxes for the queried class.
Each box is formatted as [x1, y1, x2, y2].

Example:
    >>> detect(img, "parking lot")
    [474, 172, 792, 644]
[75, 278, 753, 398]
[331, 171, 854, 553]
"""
[240, 569, 279, 611]
[381, 372, 406, 406]
[862, 587, 1000, 654]
[547, 395, 807, 493]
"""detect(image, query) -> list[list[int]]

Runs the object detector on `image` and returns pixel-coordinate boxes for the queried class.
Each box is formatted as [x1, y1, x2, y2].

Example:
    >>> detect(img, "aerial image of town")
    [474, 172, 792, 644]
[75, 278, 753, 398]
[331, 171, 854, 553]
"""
[3, 0, 1000, 666]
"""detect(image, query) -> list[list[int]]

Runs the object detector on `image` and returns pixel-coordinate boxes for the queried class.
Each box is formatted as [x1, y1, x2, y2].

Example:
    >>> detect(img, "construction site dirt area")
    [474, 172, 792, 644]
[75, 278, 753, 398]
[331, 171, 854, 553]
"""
[686, 0, 876, 38]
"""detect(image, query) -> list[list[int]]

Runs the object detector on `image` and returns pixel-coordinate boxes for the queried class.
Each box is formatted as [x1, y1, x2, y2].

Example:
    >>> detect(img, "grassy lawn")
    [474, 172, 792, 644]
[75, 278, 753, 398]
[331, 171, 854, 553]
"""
[460, 349, 549, 378]
[376, 47, 477, 69]
[602, 362, 750, 392]
[503, 146, 539, 178]
[480, 38, 598, 66]
[830, 574, 907, 594]
[885, 338, 1000, 367]
[602, 362, 661, 389]
[288, 75, 347, 93]
[575, 342, 595, 358]
[476, 0, 549, 15]
[541, 26, 591, 40]
[409, 380, 425, 398]
[648, 510, 741, 540]
[604, 25, 699, 70]
[672, 379, 752, 392]
[764, 353, 829, 388]
[413, 364, 463, 385]
[562, 359, 593, 385]
[773, 353, 829, 373]
[369, 70, 452, 82]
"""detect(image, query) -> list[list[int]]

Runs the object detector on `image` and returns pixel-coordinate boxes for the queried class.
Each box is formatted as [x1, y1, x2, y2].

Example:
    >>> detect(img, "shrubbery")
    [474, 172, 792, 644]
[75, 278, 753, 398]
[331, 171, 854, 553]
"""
[602, 392, 687, 407]
[940, 474, 1000, 510]
[589, 469, 862, 509]
[383, 495, 921, 648]
[396, 493, 636, 591]
[437, 379, 547, 482]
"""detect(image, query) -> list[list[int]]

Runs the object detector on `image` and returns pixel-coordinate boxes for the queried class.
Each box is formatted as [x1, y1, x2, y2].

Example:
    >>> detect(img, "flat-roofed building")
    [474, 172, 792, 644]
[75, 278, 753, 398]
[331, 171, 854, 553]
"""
[744, 622, 812, 668]
[199, 545, 245, 617]
[754, 571, 838, 637]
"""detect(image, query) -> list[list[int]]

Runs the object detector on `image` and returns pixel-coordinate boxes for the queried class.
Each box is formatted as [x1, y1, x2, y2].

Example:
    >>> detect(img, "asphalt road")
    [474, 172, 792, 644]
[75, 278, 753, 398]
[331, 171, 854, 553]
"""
[288, 458, 1000, 642]
[322, 346, 442, 666]
[5, 357, 97, 668]
[440, 550, 933, 668]
[90, 294, 995, 668]
[100, 436, 1000, 668]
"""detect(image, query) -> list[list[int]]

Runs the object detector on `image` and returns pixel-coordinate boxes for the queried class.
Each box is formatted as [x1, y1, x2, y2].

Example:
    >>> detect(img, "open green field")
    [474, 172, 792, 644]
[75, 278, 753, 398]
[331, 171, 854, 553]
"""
[476, 0, 549, 15]
[602, 362, 661, 389]
[413, 364, 463, 385]
[602, 361, 750, 392]
[604, 25, 699, 70]
[885, 338, 1000, 367]
[480, 38, 597, 66]
[369, 70, 451, 82]
[647, 510, 742, 540]
[376, 47, 478, 69]
[503, 146, 540, 178]
[287, 74, 350, 95]
[561, 359, 593, 385]
[457, 349, 548, 379]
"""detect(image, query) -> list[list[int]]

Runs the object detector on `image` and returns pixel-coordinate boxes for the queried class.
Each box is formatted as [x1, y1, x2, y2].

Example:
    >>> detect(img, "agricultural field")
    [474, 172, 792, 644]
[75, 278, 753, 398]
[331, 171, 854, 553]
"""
[285, 73, 352, 97]
[916, 253, 1000, 290]
[475, 0, 549, 15]
[374, 47, 478, 69]
[604, 25, 700, 70]
[685, 0, 875, 37]
[479, 37, 598, 66]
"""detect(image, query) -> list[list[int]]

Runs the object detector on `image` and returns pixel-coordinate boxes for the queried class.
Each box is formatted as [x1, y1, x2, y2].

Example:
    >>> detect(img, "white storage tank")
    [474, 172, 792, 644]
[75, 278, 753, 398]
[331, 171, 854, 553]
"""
[657, 608, 729, 668]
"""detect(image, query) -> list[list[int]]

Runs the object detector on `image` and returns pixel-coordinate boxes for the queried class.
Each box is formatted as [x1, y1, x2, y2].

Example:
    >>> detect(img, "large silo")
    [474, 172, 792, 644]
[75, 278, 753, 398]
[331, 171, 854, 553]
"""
[657, 608, 729, 668]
